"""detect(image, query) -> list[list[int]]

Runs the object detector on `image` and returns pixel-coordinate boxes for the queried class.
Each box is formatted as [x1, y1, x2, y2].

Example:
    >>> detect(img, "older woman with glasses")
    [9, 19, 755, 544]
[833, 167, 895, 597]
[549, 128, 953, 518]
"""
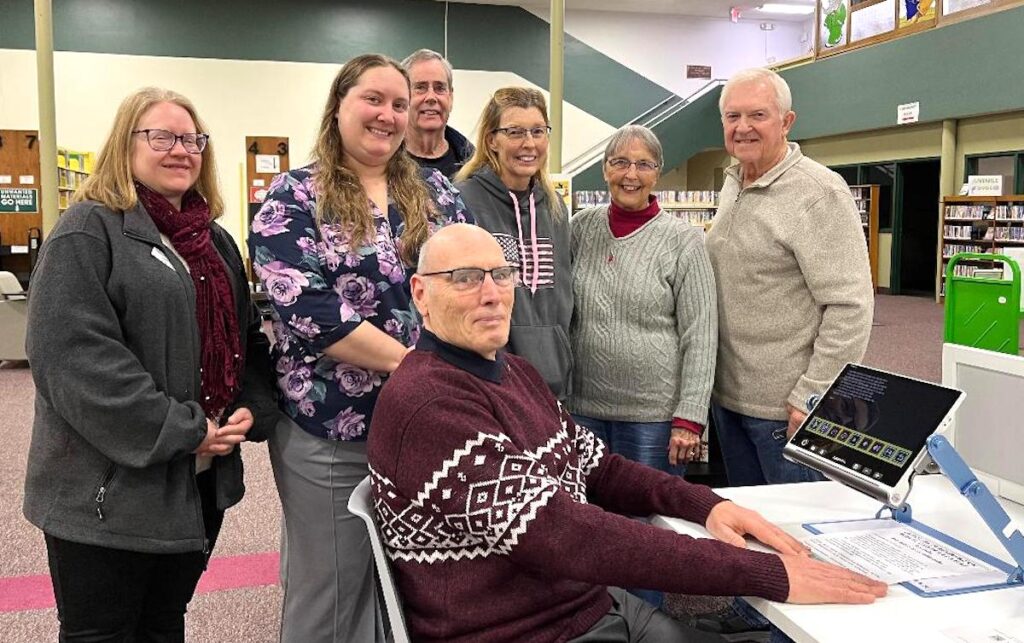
[24, 87, 277, 641]
[454, 87, 572, 401]
[569, 126, 718, 599]
[248, 54, 470, 643]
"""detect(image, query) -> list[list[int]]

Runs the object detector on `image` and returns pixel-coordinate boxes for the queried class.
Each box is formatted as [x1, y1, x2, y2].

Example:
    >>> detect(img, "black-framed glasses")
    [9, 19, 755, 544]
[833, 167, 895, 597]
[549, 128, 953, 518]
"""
[491, 126, 552, 142]
[132, 129, 209, 154]
[606, 158, 659, 173]
[420, 265, 519, 291]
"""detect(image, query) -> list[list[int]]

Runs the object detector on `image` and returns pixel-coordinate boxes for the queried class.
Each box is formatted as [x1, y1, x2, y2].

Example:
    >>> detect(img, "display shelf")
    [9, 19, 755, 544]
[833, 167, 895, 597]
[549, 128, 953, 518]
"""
[56, 147, 94, 215]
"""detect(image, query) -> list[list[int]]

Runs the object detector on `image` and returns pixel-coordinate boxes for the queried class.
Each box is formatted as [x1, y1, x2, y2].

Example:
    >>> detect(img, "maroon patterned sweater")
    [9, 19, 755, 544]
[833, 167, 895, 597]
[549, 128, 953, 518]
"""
[367, 331, 789, 642]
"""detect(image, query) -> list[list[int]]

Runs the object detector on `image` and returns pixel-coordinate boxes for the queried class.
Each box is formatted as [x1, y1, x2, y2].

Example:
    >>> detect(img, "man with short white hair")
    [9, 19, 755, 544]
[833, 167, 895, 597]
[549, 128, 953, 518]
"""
[706, 67, 874, 487]
[368, 224, 884, 643]
[401, 49, 474, 178]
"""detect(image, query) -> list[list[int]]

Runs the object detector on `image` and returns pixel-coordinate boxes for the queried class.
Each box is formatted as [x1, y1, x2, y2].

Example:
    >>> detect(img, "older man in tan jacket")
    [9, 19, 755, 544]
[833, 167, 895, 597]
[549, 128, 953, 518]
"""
[706, 67, 874, 487]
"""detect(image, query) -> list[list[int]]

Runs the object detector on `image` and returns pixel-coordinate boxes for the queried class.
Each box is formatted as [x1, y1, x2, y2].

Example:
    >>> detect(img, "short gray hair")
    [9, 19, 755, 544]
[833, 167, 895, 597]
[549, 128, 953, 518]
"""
[719, 68, 793, 115]
[401, 49, 454, 89]
[603, 125, 664, 169]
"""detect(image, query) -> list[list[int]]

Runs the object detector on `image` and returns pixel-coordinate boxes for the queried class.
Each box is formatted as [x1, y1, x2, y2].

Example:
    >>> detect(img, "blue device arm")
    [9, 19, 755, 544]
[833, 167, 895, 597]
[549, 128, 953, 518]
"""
[926, 434, 1024, 584]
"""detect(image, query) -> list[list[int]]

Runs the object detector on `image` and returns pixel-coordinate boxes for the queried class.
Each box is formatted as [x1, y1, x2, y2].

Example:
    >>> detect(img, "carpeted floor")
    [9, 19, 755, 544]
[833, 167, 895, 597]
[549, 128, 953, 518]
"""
[0, 294, 957, 641]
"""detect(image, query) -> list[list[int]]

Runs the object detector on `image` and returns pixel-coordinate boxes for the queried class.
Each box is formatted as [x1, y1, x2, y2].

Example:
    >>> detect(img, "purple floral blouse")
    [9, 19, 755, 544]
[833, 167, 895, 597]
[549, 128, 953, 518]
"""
[249, 164, 472, 441]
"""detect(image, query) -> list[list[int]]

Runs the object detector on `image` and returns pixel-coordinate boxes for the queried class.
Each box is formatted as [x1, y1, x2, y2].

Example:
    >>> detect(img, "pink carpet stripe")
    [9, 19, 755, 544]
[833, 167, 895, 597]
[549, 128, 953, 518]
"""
[0, 552, 280, 613]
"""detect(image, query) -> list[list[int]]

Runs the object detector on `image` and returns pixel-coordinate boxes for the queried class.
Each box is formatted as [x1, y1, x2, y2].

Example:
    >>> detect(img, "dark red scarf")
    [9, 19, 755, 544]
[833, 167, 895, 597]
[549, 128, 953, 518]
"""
[136, 182, 242, 418]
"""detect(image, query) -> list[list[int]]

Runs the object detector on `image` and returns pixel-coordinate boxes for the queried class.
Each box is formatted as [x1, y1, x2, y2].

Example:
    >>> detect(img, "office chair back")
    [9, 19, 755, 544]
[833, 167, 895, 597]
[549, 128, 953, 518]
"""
[348, 476, 411, 643]
[0, 271, 26, 300]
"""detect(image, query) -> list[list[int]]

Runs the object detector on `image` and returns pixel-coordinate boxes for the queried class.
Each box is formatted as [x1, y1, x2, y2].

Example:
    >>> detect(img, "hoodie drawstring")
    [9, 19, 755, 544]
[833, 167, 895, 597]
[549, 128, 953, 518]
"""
[510, 191, 540, 294]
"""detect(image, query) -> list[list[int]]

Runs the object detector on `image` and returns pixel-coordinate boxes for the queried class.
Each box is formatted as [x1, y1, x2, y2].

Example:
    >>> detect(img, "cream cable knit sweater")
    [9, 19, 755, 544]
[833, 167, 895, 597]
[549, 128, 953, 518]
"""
[569, 207, 718, 424]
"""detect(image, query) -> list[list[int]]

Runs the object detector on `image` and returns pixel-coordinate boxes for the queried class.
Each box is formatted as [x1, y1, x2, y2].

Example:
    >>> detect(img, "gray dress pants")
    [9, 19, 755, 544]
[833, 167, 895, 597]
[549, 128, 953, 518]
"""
[570, 588, 724, 642]
[269, 416, 385, 643]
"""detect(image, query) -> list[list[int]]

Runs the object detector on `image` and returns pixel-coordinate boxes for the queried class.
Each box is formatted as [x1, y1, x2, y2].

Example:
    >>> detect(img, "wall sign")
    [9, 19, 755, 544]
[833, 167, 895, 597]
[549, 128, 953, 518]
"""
[0, 187, 38, 213]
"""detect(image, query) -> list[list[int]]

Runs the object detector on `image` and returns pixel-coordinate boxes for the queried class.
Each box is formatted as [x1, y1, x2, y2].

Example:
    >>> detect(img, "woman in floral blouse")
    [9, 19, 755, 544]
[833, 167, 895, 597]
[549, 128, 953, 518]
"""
[248, 54, 471, 643]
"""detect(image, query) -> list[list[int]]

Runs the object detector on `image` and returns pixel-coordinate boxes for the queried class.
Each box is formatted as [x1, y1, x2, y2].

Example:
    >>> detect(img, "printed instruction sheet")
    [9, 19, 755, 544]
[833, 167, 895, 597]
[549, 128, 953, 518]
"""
[803, 519, 1002, 585]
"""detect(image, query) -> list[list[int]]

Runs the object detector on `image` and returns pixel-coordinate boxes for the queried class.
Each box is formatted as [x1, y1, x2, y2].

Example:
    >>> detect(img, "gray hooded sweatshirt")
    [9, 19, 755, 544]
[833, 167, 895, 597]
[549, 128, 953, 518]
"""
[456, 166, 573, 400]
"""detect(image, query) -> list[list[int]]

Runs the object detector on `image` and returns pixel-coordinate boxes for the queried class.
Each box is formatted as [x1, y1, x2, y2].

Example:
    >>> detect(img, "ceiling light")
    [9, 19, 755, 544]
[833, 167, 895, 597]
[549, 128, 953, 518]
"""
[758, 3, 815, 14]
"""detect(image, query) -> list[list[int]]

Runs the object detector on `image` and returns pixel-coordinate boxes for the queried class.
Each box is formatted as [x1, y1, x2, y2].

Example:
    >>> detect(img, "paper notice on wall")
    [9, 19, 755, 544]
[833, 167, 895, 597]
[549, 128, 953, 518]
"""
[18, 175, 35, 185]
[967, 175, 1003, 196]
[0, 176, 11, 185]
[897, 101, 920, 125]
[255, 154, 280, 174]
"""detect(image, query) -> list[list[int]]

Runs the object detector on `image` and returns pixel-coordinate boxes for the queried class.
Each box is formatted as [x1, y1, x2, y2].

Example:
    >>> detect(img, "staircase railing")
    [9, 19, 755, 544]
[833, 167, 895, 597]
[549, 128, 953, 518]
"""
[562, 79, 725, 177]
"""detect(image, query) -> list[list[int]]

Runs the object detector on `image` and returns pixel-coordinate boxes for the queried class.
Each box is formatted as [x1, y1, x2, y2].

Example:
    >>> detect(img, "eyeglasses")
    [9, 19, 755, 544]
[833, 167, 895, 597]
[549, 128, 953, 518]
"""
[412, 81, 450, 96]
[420, 266, 519, 291]
[606, 158, 659, 173]
[132, 129, 209, 154]
[491, 126, 552, 142]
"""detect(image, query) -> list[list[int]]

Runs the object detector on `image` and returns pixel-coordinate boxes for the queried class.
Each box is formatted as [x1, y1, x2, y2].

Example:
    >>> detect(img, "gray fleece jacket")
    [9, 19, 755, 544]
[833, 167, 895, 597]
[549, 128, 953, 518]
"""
[24, 201, 278, 554]
[455, 166, 573, 399]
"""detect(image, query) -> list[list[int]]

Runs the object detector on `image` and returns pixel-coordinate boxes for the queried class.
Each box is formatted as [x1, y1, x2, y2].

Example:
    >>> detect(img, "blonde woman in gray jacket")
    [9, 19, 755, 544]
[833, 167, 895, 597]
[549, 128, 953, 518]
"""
[454, 87, 573, 400]
[24, 87, 277, 642]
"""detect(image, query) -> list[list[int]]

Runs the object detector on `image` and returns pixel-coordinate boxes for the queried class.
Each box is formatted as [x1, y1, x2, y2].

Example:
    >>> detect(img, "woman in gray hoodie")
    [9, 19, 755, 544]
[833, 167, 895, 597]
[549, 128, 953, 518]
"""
[454, 87, 572, 400]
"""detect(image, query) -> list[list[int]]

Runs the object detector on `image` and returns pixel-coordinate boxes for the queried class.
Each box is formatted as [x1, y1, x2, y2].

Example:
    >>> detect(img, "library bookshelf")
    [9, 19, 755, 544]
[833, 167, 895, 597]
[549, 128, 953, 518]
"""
[938, 195, 1024, 298]
[573, 190, 718, 231]
[850, 184, 880, 291]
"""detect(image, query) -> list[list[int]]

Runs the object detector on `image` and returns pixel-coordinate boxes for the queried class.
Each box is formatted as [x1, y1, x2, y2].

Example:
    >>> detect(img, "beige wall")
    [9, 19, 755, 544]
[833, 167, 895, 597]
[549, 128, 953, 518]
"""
[954, 111, 1024, 187]
[797, 122, 944, 167]
[685, 149, 732, 191]
[0, 49, 615, 251]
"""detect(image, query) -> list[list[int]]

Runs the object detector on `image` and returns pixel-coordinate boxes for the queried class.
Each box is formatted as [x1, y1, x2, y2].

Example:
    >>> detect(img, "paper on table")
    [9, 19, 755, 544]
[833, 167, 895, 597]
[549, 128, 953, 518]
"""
[803, 523, 999, 584]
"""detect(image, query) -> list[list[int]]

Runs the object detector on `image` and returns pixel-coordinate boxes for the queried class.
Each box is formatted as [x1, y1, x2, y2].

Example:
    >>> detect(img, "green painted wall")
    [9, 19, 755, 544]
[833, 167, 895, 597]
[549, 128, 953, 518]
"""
[0, 0, 445, 63]
[447, 4, 674, 127]
[0, 0, 676, 128]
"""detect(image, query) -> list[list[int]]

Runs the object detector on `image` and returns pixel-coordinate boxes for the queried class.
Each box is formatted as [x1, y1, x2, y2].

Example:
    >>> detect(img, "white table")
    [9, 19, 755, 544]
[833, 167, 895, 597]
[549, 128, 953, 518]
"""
[653, 475, 1024, 642]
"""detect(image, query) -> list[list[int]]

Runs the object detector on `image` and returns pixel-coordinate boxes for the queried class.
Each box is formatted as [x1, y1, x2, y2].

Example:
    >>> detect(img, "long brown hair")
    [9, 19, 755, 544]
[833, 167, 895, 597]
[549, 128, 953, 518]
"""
[455, 86, 561, 216]
[313, 54, 435, 266]
[74, 87, 224, 217]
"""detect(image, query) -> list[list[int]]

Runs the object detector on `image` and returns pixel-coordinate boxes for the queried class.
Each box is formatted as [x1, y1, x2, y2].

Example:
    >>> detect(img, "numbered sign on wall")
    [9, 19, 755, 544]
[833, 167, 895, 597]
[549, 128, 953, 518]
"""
[0, 130, 42, 278]
[245, 136, 290, 209]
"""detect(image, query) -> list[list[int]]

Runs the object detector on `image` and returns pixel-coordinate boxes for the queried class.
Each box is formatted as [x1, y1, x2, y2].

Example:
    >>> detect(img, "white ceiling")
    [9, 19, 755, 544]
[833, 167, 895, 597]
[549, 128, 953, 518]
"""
[440, 0, 817, 22]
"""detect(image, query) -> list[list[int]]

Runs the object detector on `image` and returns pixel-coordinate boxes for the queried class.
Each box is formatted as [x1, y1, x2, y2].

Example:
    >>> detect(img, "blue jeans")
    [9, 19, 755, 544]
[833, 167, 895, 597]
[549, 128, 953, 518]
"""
[711, 403, 826, 486]
[571, 415, 686, 477]
[571, 414, 685, 609]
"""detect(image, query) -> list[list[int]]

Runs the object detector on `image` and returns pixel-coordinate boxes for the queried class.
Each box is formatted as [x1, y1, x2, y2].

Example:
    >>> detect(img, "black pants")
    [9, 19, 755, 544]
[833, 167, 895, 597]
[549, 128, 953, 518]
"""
[44, 470, 224, 643]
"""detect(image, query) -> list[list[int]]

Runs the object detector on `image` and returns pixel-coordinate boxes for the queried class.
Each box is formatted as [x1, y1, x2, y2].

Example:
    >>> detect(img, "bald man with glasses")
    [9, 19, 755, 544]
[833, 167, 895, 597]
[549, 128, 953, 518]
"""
[366, 224, 886, 643]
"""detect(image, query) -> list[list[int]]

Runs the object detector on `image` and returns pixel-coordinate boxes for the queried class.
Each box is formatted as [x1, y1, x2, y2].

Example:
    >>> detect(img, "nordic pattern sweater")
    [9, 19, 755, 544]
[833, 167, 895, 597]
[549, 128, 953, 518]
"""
[367, 331, 789, 643]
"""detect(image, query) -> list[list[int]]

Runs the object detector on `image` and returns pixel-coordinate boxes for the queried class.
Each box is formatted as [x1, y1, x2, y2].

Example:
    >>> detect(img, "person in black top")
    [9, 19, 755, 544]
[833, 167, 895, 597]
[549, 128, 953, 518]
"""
[401, 49, 475, 179]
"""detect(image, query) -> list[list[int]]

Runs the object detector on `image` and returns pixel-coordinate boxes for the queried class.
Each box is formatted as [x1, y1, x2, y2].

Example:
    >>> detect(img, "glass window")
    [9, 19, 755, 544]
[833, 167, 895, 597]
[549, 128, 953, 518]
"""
[852, 0, 896, 41]
[974, 155, 1015, 195]
[944, 0, 991, 15]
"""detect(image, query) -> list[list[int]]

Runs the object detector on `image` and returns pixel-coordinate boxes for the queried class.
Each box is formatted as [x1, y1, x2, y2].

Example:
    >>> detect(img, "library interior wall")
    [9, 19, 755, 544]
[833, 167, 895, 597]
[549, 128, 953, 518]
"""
[954, 111, 1024, 186]
[526, 8, 810, 99]
[0, 48, 615, 247]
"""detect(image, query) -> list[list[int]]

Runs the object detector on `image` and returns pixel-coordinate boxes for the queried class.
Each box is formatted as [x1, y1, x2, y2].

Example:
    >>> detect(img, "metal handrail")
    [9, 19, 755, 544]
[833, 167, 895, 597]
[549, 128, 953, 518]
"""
[562, 78, 726, 177]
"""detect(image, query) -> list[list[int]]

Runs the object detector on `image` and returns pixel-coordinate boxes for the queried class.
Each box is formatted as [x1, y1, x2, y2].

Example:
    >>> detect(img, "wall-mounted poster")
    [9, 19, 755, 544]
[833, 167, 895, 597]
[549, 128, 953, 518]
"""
[820, 0, 849, 48]
[899, 0, 936, 27]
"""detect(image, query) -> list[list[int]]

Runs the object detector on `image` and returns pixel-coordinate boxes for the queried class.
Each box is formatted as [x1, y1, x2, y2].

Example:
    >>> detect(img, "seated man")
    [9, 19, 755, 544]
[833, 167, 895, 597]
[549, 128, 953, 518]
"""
[367, 224, 886, 643]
